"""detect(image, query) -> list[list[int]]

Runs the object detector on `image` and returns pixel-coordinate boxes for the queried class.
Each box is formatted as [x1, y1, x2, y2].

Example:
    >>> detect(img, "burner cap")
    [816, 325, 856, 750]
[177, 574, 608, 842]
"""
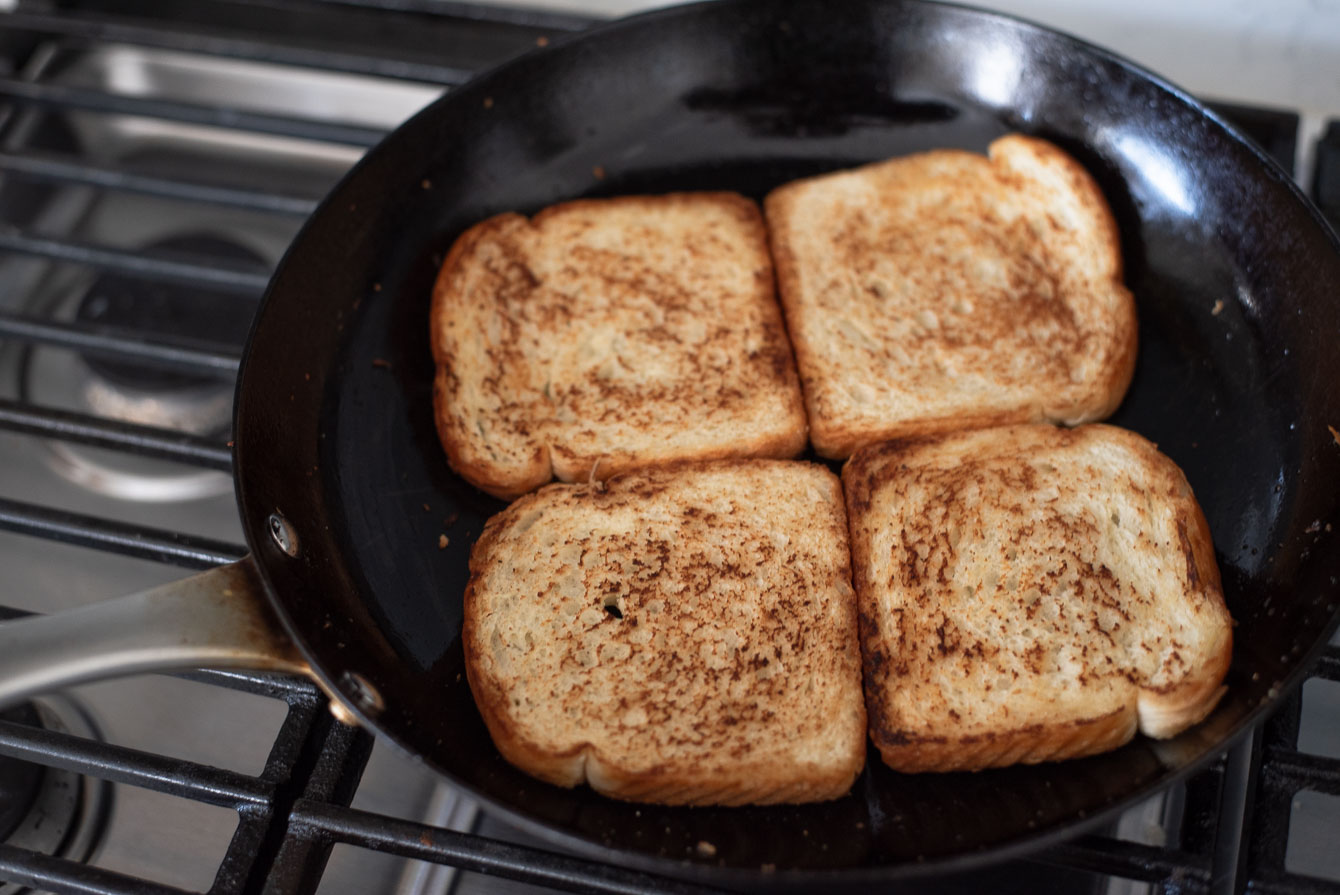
[0, 696, 110, 893]
[0, 704, 43, 841]
[75, 233, 265, 391]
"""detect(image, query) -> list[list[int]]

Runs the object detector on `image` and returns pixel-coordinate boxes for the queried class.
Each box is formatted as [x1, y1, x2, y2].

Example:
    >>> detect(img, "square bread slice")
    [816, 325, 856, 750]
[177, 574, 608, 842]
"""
[431, 193, 807, 499]
[843, 424, 1232, 773]
[463, 460, 866, 805]
[766, 135, 1138, 459]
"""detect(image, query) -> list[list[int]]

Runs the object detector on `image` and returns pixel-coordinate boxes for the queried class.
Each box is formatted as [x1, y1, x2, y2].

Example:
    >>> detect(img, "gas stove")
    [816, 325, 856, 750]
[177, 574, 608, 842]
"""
[0, 3, 1337, 894]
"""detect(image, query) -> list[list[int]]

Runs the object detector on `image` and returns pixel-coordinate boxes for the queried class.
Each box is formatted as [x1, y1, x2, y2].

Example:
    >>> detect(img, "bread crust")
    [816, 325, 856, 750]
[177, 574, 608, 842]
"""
[431, 214, 552, 498]
[432, 194, 807, 499]
[843, 424, 1232, 773]
[1135, 491, 1231, 738]
[767, 135, 1138, 460]
[463, 460, 866, 804]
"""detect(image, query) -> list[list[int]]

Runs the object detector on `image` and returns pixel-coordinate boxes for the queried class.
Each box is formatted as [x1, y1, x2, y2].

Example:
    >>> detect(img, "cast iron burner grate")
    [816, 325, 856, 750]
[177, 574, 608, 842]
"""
[0, 3, 1336, 894]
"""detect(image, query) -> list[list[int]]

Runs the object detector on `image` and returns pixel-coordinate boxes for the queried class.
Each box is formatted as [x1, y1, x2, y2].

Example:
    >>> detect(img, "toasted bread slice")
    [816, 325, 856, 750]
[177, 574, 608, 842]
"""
[463, 460, 866, 805]
[766, 135, 1138, 459]
[843, 424, 1232, 773]
[431, 193, 807, 499]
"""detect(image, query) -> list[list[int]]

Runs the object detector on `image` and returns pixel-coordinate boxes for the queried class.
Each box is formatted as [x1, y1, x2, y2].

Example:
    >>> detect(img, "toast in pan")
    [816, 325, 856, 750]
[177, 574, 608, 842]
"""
[431, 193, 807, 499]
[463, 460, 866, 805]
[766, 135, 1138, 459]
[843, 424, 1232, 773]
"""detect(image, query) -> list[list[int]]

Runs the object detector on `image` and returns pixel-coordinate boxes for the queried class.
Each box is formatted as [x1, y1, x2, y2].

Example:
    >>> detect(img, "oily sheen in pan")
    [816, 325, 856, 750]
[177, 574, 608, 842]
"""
[767, 135, 1138, 459]
[843, 424, 1233, 774]
[461, 460, 866, 806]
[429, 193, 807, 500]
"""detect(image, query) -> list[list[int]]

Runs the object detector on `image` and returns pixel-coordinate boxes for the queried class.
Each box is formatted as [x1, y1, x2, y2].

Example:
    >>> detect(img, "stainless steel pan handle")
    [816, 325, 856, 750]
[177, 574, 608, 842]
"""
[0, 559, 309, 710]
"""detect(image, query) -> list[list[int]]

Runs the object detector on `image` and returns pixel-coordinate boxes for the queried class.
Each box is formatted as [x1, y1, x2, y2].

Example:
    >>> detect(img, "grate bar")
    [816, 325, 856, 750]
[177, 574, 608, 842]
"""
[0, 231, 271, 294]
[0, 310, 240, 378]
[213, 813, 273, 895]
[243, 712, 375, 893]
[177, 667, 318, 700]
[0, 77, 388, 147]
[0, 11, 475, 86]
[0, 843, 190, 895]
[0, 149, 320, 216]
[1211, 730, 1264, 895]
[289, 800, 723, 895]
[0, 719, 272, 807]
[1246, 868, 1340, 895]
[1314, 646, 1340, 680]
[313, 0, 596, 31]
[215, 700, 338, 894]
[0, 496, 247, 568]
[0, 399, 233, 470]
[1040, 837, 1207, 885]
[1262, 746, 1340, 795]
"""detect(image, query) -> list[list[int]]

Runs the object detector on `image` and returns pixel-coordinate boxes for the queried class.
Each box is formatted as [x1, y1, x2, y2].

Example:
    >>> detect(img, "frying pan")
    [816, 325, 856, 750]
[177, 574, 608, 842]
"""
[1, 0, 1338, 887]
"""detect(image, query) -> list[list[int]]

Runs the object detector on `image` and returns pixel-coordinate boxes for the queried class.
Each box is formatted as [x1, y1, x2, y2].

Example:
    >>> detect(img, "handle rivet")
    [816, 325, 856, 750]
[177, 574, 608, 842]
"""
[267, 513, 298, 557]
[339, 670, 385, 716]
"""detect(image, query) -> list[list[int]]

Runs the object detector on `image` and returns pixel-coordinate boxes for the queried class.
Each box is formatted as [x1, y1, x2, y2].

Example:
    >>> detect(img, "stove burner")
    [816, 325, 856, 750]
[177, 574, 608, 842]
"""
[75, 234, 263, 398]
[0, 696, 109, 895]
[16, 231, 270, 500]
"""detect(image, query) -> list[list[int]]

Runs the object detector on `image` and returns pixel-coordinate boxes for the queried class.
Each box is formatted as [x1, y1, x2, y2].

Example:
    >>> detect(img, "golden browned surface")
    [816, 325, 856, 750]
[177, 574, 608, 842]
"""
[431, 194, 807, 499]
[843, 424, 1232, 773]
[463, 460, 867, 805]
[767, 135, 1138, 459]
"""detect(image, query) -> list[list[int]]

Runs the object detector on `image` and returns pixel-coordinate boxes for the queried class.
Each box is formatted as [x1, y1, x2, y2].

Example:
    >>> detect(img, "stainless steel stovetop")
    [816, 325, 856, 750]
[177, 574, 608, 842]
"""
[0, 5, 1337, 895]
[0, 41, 475, 895]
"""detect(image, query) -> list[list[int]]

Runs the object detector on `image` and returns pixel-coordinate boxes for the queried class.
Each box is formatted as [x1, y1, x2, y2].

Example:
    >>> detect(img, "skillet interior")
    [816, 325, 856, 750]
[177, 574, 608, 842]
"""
[233, 0, 1340, 884]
